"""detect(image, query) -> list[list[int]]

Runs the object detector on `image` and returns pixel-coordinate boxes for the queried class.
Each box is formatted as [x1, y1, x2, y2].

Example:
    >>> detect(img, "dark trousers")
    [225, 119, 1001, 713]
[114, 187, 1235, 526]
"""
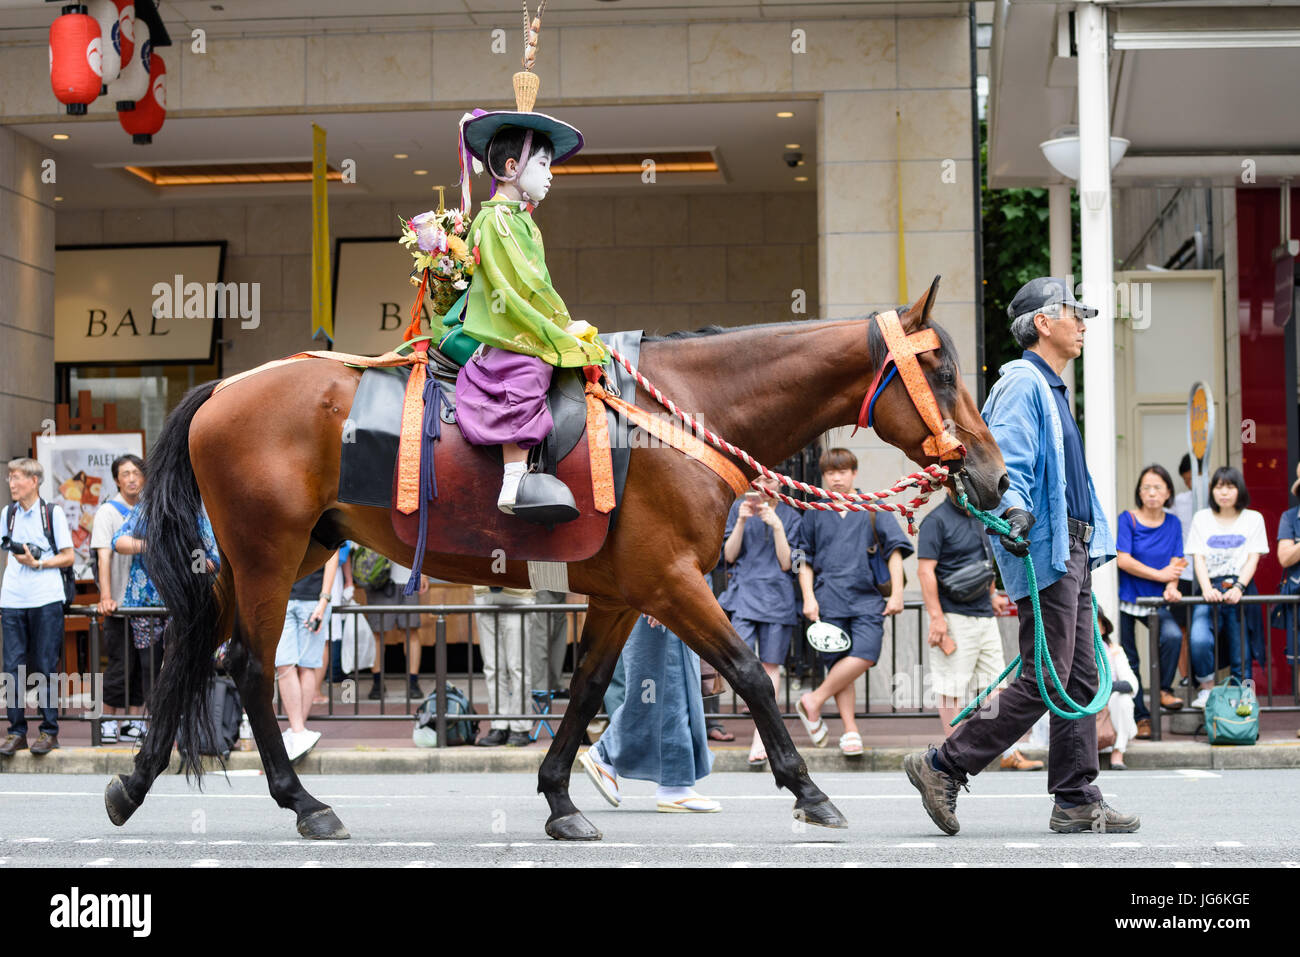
[2, 601, 65, 737]
[1118, 608, 1183, 720]
[939, 536, 1103, 807]
[101, 615, 144, 709]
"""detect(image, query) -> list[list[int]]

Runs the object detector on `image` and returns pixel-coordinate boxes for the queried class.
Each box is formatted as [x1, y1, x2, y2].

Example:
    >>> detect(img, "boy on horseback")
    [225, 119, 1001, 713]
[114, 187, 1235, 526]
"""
[452, 11, 608, 525]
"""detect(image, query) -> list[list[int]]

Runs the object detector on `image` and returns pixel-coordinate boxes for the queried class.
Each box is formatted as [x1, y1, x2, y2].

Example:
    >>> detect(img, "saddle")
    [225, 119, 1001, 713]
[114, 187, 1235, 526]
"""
[339, 331, 643, 563]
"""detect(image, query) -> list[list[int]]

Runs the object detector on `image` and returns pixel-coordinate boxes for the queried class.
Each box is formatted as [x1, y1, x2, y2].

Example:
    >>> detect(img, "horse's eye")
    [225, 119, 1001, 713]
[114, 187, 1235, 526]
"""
[938, 369, 955, 386]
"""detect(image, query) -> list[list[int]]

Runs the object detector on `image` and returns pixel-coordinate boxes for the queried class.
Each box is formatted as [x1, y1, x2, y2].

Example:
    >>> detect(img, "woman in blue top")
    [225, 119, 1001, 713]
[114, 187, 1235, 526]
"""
[718, 473, 801, 765]
[113, 505, 220, 724]
[1115, 464, 1186, 730]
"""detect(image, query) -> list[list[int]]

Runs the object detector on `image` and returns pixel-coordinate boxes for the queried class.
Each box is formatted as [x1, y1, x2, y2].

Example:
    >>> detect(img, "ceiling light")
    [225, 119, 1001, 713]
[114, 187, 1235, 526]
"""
[51, 133, 70, 141]
[393, 153, 409, 159]
[413, 169, 429, 175]
[776, 111, 794, 118]
[54, 196, 63, 201]
[785, 143, 800, 149]
[794, 176, 809, 182]
[125, 162, 343, 186]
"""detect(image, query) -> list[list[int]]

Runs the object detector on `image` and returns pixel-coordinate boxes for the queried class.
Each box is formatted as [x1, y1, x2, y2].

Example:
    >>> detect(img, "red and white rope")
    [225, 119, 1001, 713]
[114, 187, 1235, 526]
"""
[605, 346, 950, 533]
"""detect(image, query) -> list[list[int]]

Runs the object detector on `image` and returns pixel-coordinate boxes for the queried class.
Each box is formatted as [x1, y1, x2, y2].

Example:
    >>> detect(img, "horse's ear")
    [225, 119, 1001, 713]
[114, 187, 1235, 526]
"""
[901, 275, 942, 331]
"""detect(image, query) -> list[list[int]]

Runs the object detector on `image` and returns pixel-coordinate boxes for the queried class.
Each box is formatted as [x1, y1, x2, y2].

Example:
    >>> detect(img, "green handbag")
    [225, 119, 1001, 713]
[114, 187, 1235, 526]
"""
[1203, 676, 1259, 746]
[435, 290, 480, 366]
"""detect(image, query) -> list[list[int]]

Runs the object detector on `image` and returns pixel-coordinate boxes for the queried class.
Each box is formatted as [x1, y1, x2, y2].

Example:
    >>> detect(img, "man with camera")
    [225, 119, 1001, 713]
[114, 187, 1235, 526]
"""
[1, 458, 75, 757]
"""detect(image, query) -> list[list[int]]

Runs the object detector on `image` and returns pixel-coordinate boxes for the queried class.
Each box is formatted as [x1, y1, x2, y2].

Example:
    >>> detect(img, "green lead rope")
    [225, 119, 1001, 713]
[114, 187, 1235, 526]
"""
[951, 493, 1112, 725]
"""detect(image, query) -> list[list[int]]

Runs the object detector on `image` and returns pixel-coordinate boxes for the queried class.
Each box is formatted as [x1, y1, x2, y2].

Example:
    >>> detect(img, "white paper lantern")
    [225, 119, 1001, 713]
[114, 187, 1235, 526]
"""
[110, 17, 149, 110]
[87, 0, 121, 89]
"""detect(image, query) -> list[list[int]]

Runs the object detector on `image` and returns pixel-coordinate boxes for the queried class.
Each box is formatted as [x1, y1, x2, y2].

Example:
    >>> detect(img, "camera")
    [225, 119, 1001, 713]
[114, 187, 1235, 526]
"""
[783, 150, 803, 168]
[1, 537, 43, 559]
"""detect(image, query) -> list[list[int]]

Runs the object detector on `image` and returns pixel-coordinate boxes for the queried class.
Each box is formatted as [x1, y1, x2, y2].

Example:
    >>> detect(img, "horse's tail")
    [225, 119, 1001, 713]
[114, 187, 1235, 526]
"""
[140, 381, 222, 781]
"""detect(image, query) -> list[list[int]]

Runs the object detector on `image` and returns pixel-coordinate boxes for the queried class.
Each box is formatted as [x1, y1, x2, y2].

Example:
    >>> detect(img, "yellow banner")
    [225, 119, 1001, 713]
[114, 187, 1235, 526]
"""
[311, 123, 333, 340]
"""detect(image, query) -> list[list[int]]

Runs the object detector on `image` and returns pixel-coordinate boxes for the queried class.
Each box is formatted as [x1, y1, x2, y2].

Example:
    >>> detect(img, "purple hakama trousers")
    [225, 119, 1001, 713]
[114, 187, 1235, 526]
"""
[455, 345, 555, 449]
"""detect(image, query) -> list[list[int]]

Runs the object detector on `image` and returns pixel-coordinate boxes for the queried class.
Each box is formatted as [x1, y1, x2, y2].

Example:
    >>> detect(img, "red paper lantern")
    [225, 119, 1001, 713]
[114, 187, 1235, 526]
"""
[49, 4, 102, 116]
[118, 51, 164, 144]
[113, 0, 134, 67]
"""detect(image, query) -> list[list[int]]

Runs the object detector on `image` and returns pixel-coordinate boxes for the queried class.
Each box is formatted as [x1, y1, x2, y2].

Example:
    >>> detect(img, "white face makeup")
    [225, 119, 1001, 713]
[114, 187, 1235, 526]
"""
[516, 149, 553, 203]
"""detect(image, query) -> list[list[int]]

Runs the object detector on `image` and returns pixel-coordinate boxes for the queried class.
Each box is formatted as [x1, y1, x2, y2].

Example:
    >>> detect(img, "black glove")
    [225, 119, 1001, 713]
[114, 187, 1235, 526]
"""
[1111, 680, 1133, 696]
[998, 507, 1035, 557]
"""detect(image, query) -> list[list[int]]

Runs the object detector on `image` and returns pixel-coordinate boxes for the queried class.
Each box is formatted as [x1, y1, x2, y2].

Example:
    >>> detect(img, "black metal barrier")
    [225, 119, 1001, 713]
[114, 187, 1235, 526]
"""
[1134, 593, 1300, 741]
[44, 599, 954, 748]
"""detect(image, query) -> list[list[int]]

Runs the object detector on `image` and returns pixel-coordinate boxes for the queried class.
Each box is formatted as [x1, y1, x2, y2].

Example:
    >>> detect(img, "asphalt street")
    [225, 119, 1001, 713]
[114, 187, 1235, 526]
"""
[1, 769, 1297, 867]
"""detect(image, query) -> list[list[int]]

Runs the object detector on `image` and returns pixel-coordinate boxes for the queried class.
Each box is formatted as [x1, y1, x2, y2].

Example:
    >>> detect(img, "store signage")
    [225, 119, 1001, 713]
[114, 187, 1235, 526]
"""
[55, 244, 224, 364]
[332, 238, 436, 355]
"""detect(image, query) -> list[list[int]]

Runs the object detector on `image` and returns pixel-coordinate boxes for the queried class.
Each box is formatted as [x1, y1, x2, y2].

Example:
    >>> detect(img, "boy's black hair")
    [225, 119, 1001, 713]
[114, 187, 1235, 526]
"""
[1208, 465, 1250, 512]
[111, 453, 145, 482]
[1178, 453, 1192, 476]
[1134, 463, 1175, 509]
[487, 127, 554, 179]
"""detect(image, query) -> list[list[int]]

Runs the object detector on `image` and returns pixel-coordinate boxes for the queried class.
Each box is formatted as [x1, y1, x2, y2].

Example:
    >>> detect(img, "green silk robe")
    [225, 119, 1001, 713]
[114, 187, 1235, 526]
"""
[463, 197, 609, 368]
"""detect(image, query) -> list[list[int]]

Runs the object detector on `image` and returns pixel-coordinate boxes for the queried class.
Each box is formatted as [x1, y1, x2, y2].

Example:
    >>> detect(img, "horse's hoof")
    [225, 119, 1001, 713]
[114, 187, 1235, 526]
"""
[794, 798, 849, 830]
[104, 774, 138, 827]
[297, 807, 350, 840]
[545, 811, 602, 841]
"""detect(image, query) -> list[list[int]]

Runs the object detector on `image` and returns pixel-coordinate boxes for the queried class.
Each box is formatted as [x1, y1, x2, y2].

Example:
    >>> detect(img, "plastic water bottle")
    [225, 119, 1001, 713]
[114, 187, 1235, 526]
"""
[238, 713, 253, 751]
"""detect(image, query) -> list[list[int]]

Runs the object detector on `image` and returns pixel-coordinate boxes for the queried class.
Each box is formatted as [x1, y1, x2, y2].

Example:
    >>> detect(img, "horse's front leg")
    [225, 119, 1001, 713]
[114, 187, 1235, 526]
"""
[645, 570, 848, 830]
[537, 599, 639, 841]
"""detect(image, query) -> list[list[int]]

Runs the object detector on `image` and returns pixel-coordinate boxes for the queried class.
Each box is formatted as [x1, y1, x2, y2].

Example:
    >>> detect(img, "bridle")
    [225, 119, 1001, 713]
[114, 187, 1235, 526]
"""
[855, 309, 967, 462]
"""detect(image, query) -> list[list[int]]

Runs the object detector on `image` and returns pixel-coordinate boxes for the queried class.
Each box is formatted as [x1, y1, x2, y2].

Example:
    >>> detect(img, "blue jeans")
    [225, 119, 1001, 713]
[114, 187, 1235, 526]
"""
[1118, 608, 1183, 721]
[1190, 578, 1265, 682]
[2, 601, 65, 737]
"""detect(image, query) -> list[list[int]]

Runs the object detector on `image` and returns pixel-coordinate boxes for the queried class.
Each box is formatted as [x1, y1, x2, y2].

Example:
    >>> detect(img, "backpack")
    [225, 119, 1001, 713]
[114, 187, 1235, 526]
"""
[412, 684, 481, 747]
[177, 675, 243, 758]
[5, 500, 77, 610]
[1203, 676, 1259, 746]
[351, 546, 392, 589]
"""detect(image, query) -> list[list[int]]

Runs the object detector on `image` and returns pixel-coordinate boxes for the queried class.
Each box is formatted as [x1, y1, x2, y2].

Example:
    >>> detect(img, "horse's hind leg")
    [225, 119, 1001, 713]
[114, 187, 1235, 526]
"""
[538, 599, 639, 841]
[645, 571, 848, 831]
[229, 554, 348, 840]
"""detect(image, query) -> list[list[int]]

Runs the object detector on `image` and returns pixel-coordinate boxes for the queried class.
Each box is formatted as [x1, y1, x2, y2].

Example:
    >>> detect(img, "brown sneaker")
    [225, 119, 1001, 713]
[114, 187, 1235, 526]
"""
[1135, 718, 1152, 739]
[904, 748, 966, 835]
[1049, 800, 1140, 834]
[30, 732, 59, 755]
[0, 734, 27, 757]
[999, 749, 1044, 771]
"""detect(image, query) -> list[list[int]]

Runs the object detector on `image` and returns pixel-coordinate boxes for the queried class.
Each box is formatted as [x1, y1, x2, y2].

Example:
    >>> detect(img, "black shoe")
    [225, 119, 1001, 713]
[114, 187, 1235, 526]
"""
[510, 472, 580, 526]
[367, 677, 382, 701]
[506, 731, 532, 747]
[477, 728, 510, 747]
[30, 732, 59, 755]
[408, 677, 424, 699]
[0, 733, 27, 757]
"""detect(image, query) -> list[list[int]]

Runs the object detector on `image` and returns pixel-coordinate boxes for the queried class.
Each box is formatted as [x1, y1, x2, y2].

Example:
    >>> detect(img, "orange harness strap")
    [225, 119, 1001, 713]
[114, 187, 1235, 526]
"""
[864, 310, 966, 462]
[584, 373, 750, 500]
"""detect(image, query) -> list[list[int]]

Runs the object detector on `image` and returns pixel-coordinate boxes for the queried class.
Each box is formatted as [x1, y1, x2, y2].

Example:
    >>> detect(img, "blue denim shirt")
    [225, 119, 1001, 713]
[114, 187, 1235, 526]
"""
[982, 358, 1115, 602]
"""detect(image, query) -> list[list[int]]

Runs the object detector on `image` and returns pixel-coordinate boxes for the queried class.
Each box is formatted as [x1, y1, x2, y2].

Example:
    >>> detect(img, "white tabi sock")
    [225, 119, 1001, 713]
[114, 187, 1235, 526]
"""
[498, 461, 528, 513]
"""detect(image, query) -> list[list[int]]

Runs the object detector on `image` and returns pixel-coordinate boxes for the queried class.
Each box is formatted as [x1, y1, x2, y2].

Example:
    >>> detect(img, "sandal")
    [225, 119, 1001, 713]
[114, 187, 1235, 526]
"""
[838, 731, 864, 756]
[795, 696, 829, 748]
[707, 725, 735, 742]
[578, 749, 621, 808]
[748, 736, 767, 767]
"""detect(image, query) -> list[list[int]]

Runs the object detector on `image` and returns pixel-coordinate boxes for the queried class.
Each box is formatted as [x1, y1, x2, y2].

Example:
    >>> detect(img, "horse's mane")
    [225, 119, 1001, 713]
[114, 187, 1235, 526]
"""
[646, 311, 961, 379]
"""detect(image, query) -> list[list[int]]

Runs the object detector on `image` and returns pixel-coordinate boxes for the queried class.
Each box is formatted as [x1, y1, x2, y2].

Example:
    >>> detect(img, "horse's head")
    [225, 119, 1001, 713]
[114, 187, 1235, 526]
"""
[866, 276, 1008, 512]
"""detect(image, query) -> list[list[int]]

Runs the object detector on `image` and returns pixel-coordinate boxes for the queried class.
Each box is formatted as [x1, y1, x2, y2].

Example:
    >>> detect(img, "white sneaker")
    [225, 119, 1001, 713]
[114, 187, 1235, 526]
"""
[1189, 689, 1210, 709]
[100, 719, 119, 743]
[286, 729, 321, 761]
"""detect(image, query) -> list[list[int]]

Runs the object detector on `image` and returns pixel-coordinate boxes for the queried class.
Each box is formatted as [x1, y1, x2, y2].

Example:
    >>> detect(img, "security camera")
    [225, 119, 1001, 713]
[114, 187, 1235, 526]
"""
[783, 151, 803, 168]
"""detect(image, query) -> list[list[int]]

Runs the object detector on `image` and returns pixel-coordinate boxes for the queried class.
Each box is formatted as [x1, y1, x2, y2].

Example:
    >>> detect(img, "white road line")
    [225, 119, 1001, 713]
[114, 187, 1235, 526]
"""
[512, 860, 537, 868]
[728, 862, 751, 868]
[14, 837, 50, 843]
[841, 862, 863, 868]
[85, 858, 114, 867]
[299, 861, 325, 868]
[1061, 862, 1081, 868]
[115, 839, 147, 845]
[1281, 861, 1300, 868]
[191, 859, 220, 868]
[1005, 842, 1040, 848]
[1174, 769, 1222, 778]
[73, 839, 102, 844]
[951, 862, 969, 868]
[1215, 841, 1244, 847]
[1107, 842, 1143, 848]
[1172, 862, 1193, 868]
[211, 840, 244, 846]
[689, 843, 735, 848]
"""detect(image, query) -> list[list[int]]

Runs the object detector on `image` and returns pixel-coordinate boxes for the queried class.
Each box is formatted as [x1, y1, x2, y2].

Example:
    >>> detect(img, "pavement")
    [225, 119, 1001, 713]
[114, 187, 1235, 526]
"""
[1, 769, 1298, 866]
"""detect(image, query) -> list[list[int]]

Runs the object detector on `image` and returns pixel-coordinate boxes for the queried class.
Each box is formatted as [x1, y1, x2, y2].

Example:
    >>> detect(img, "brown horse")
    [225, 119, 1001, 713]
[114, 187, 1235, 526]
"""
[104, 276, 1007, 841]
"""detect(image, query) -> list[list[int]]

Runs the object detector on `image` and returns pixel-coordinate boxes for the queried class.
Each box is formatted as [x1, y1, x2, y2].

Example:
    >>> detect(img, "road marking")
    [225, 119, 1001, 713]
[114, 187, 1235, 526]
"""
[1106, 842, 1142, 848]
[116, 839, 147, 845]
[1215, 841, 1244, 847]
[74, 838, 102, 844]
[1281, 861, 1300, 868]
[211, 840, 244, 846]
[1174, 769, 1221, 778]
[512, 861, 537, 868]
[402, 861, 429, 868]
[85, 858, 113, 867]
[951, 862, 969, 868]
[728, 862, 751, 868]
[1005, 842, 1040, 848]
[690, 843, 735, 848]
[1061, 862, 1081, 868]
[14, 837, 49, 843]
[1172, 862, 1193, 868]
[841, 862, 863, 868]
[299, 861, 325, 868]
[620, 861, 643, 868]
[191, 859, 220, 868]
